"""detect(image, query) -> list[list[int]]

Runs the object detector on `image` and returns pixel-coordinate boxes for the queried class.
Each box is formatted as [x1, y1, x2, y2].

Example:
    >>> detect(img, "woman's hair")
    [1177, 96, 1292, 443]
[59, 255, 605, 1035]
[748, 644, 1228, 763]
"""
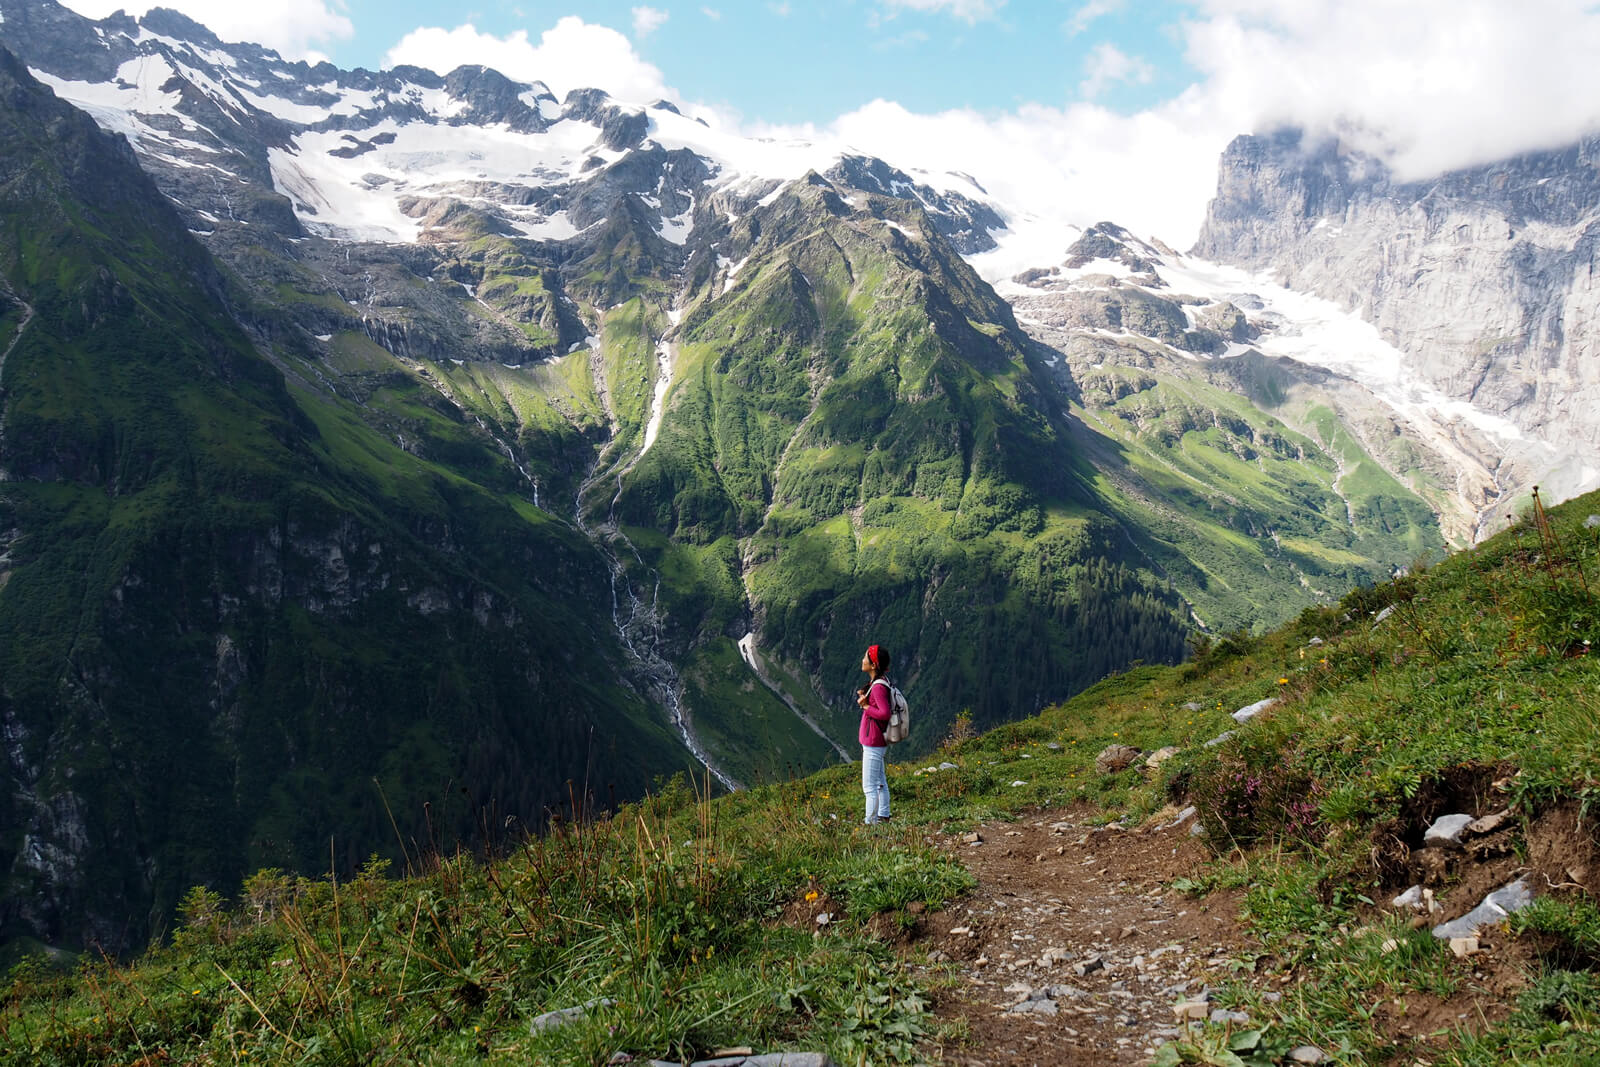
[867, 643, 892, 677]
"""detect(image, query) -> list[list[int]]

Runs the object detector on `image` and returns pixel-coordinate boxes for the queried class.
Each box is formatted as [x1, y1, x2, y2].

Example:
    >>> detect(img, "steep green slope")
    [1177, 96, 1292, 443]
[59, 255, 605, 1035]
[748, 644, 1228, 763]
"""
[5, 488, 1598, 1064]
[1070, 347, 1442, 631]
[598, 179, 1191, 759]
[0, 50, 696, 955]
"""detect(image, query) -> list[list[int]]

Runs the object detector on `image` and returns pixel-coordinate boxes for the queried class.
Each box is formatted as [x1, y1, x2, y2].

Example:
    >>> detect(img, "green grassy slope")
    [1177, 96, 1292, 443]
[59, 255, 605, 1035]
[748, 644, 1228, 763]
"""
[6, 487, 1597, 1065]
[0, 49, 697, 956]
[599, 179, 1192, 764]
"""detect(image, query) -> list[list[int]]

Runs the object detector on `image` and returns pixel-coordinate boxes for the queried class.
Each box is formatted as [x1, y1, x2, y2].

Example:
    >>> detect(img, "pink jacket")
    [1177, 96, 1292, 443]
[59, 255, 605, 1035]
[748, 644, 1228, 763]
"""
[859, 679, 892, 748]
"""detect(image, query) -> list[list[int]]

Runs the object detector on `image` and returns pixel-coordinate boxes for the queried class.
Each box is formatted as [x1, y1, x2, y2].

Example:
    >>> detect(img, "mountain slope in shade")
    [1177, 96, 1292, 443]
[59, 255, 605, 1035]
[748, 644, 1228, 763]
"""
[0, 46, 698, 953]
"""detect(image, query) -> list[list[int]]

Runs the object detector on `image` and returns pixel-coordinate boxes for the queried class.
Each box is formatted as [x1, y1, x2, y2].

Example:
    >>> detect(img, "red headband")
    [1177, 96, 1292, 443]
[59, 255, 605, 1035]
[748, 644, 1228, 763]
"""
[867, 644, 882, 669]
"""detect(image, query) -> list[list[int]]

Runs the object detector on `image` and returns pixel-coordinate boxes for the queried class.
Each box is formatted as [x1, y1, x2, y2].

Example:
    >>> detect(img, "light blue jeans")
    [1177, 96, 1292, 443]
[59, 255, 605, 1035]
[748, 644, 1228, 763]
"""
[861, 744, 890, 823]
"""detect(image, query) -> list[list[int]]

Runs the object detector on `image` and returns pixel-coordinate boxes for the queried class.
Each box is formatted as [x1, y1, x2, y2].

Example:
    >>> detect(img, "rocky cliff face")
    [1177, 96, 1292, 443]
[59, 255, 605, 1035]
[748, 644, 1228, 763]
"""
[1194, 129, 1600, 537]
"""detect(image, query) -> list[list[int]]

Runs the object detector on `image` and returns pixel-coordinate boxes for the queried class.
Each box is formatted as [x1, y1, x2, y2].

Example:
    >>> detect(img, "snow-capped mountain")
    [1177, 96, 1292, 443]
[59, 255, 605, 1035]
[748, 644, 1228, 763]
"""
[993, 223, 1557, 543]
[3, 0, 1586, 546]
[0, 0, 998, 248]
[1193, 130, 1600, 536]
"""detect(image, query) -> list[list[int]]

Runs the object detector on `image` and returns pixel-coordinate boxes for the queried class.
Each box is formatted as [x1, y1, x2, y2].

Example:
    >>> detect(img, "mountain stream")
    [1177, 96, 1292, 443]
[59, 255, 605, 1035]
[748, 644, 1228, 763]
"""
[572, 304, 740, 791]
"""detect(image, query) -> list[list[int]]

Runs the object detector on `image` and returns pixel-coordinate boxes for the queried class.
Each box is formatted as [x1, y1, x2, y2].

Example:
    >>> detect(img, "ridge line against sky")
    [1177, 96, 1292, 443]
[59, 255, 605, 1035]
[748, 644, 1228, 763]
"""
[50, 0, 1600, 248]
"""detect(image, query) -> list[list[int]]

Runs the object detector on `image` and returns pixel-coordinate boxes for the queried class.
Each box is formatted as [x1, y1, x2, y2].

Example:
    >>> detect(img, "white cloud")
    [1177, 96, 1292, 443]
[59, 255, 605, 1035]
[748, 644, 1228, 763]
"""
[1180, 0, 1600, 183]
[631, 6, 669, 38]
[385, 17, 673, 103]
[788, 0, 1600, 250]
[57, 0, 353, 60]
[1077, 42, 1153, 100]
[1065, 0, 1123, 36]
[702, 6, 722, 19]
[878, 0, 1004, 22]
[761, 92, 1229, 260]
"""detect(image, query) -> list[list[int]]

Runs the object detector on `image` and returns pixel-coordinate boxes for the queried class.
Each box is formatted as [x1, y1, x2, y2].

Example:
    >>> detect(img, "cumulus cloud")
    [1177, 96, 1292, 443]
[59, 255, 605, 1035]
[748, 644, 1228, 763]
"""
[57, 0, 352, 60]
[756, 92, 1231, 260]
[1077, 42, 1154, 100]
[878, 0, 1005, 22]
[1182, 0, 1600, 182]
[631, 6, 669, 38]
[784, 0, 1600, 248]
[385, 17, 673, 103]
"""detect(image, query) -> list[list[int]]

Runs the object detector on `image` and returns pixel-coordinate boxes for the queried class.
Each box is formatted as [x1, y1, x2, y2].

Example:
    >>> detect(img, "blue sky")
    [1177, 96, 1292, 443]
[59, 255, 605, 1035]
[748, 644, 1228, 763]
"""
[322, 1, 1196, 125]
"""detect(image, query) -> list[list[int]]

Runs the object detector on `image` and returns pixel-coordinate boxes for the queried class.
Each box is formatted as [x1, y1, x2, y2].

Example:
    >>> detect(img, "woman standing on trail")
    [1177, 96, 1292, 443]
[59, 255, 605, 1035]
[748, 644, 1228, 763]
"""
[857, 644, 893, 824]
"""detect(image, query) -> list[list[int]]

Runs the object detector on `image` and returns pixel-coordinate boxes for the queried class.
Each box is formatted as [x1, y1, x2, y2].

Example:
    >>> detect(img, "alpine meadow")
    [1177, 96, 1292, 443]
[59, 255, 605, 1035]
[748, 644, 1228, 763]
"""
[3, 1, 1600, 1063]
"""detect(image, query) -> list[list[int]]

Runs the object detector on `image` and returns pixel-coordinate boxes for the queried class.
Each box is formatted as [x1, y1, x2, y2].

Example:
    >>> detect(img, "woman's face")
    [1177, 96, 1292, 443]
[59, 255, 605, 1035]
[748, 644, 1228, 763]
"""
[861, 651, 872, 672]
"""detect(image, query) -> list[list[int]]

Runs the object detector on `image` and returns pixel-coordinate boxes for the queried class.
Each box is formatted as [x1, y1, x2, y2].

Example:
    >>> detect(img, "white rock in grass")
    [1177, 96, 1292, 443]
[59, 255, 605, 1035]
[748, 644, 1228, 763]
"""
[1392, 884, 1425, 910]
[530, 996, 615, 1034]
[1203, 731, 1235, 748]
[1231, 698, 1278, 724]
[1433, 878, 1535, 939]
[1423, 813, 1474, 849]
[1289, 1047, 1329, 1065]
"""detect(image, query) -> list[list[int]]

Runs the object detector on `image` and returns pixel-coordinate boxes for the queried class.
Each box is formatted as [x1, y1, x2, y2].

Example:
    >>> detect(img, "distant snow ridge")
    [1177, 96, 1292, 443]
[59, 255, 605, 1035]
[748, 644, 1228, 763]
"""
[992, 223, 1570, 541]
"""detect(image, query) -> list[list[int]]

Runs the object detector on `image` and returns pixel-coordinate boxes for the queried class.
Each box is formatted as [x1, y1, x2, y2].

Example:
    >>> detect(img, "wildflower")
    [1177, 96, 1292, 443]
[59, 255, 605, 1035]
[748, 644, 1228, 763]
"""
[1277, 677, 1288, 685]
[805, 890, 819, 902]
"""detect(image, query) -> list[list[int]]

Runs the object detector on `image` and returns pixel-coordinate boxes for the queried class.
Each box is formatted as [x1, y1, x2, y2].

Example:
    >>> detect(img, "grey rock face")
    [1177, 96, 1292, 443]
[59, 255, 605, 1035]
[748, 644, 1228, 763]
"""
[1194, 128, 1600, 535]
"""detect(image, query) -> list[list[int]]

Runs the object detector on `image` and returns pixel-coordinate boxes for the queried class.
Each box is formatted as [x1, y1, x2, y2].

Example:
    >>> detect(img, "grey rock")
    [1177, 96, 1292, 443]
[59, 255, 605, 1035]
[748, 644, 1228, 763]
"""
[1075, 955, 1106, 976]
[1289, 1046, 1329, 1064]
[1157, 806, 1197, 830]
[531, 996, 615, 1034]
[1145, 746, 1182, 769]
[1173, 999, 1210, 1020]
[1424, 813, 1475, 849]
[1231, 697, 1278, 724]
[1392, 884, 1425, 909]
[1209, 1008, 1250, 1025]
[1008, 998, 1060, 1016]
[1048, 983, 1091, 999]
[1096, 744, 1141, 774]
[1372, 604, 1396, 627]
[1586, 515, 1600, 529]
[1468, 810, 1510, 835]
[1182, 701, 1205, 711]
[939, 761, 959, 770]
[1433, 878, 1535, 939]
[1203, 731, 1235, 748]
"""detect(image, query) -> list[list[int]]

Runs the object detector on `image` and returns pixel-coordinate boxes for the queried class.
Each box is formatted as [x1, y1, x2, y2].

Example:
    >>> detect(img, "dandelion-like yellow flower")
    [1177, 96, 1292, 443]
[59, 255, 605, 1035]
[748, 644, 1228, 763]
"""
[1278, 677, 1288, 684]
[805, 890, 819, 902]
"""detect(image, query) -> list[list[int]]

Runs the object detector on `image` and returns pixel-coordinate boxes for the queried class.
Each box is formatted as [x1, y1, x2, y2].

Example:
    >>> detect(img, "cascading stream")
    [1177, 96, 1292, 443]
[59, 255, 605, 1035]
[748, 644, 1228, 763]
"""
[572, 301, 739, 791]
